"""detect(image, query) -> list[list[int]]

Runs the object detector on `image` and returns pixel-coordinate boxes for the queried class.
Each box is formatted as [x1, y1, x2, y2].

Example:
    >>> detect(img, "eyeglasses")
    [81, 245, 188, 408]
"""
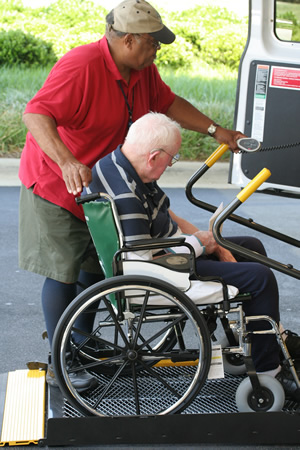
[135, 34, 161, 50]
[152, 148, 180, 165]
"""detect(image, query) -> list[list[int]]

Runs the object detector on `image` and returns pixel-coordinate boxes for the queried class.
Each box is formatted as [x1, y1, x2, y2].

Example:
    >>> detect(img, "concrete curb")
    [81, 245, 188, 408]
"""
[0, 159, 21, 187]
[0, 158, 235, 189]
[160, 161, 235, 188]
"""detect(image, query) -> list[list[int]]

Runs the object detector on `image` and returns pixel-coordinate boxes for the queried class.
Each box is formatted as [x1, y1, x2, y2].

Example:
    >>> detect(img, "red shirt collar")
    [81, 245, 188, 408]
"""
[99, 37, 140, 87]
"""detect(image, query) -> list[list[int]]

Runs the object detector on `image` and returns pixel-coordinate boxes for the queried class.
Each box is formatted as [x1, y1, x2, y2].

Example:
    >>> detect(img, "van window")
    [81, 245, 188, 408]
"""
[275, 0, 300, 41]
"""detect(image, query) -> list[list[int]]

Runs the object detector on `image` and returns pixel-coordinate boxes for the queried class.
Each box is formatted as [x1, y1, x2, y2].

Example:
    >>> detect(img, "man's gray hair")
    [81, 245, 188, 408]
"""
[125, 112, 181, 154]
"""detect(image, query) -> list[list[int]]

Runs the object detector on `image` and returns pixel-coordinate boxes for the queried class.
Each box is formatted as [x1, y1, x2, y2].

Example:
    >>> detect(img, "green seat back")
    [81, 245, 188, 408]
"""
[82, 201, 119, 279]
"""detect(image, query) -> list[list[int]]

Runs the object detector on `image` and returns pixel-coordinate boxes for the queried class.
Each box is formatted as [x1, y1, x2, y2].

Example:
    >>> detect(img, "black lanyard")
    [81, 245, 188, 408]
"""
[117, 80, 135, 129]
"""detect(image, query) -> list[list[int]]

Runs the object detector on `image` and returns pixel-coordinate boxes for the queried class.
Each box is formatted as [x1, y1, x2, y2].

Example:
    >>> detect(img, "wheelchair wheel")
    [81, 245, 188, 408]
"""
[235, 374, 285, 412]
[73, 307, 181, 376]
[52, 275, 211, 417]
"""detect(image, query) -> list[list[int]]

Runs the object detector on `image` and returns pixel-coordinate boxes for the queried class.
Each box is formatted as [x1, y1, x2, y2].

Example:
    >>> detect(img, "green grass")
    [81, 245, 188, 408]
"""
[0, 61, 238, 161]
[0, 65, 51, 156]
[160, 62, 238, 160]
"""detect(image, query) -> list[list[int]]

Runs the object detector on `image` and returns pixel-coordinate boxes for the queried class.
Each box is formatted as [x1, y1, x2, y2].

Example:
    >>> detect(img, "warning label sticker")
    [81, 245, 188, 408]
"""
[270, 66, 300, 90]
[252, 64, 269, 142]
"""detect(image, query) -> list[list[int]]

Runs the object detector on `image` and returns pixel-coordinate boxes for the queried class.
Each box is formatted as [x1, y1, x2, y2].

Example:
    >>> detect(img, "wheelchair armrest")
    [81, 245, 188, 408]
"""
[114, 238, 197, 278]
[124, 237, 186, 250]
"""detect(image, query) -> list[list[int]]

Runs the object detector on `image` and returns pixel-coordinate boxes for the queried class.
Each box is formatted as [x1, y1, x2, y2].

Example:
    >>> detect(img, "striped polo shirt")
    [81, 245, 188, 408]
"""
[85, 145, 179, 259]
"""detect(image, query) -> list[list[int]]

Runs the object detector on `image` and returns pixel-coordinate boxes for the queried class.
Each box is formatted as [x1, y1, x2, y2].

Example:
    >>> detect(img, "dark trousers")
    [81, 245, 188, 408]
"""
[195, 236, 280, 372]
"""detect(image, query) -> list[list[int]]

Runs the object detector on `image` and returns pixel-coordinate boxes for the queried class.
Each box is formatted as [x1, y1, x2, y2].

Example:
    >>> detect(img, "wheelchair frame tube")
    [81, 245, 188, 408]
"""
[76, 191, 125, 248]
[246, 315, 300, 389]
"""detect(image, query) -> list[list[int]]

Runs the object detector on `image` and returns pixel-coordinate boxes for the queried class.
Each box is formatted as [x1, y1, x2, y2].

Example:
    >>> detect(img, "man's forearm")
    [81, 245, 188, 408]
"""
[22, 113, 76, 167]
[166, 95, 245, 150]
[23, 113, 91, 194]
[166, 95, 214, 134]
[169, 209, 199, 234]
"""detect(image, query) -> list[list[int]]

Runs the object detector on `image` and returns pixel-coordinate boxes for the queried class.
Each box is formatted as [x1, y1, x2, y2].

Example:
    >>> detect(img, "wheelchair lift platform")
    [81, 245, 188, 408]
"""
[1, 367, 300, 447]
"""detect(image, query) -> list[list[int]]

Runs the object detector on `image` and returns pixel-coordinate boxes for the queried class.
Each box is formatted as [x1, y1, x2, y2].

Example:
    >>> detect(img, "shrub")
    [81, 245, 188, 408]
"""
[0, 29, 57, 67]
[155, 5, 247, 70]
[200, 24, 248, 70]
[0, 1, 248, 70]
[156, 36, 195, 68]
[0, 0, 107, 60]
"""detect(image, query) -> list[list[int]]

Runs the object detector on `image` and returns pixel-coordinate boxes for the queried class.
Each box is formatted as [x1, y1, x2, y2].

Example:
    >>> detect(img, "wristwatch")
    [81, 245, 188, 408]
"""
[207, 122, 219, 136]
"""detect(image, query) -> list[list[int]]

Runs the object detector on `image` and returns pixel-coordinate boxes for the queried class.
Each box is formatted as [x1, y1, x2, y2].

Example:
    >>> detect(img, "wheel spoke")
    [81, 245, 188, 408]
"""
[133, 290, 150, 347]
[70, 352, 126, 372]
[131, 361, 141, 415]
[92, 360, 129, 409]
[71, 327, 123, 354]
[138, 359, 181, 398]
[137, 314, 186, 351]
[103, 296, 131, 347]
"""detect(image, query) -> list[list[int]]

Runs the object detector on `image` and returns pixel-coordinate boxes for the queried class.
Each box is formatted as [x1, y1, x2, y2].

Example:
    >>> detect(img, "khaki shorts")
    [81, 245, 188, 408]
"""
[19, 185, 102, 283]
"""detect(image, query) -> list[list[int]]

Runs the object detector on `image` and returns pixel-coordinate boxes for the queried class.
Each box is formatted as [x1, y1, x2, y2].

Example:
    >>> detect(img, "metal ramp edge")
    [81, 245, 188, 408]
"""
[1, 368, 300, 447]
[0, 370, 45, 447]
[45, 410, 300, 447]
[44, 370, 300, 447]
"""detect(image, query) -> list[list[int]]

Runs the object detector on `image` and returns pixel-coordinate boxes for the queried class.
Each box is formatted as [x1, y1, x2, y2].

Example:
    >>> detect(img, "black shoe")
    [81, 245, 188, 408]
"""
[276, 367, 300, 402]
[283, 330, 300, 359]
[46, 363, 58, 388]
[46, 353, 98, 394]
[67, 356, 98, 393]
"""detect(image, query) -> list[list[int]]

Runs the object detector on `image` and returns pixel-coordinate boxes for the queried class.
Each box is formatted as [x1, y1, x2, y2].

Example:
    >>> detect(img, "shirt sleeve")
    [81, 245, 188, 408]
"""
[168, 233, 206, 257]
[24, 66, 84, 126]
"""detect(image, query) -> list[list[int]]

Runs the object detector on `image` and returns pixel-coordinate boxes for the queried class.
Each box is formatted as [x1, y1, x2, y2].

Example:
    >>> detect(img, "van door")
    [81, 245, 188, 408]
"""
[230, 0, 300, 195]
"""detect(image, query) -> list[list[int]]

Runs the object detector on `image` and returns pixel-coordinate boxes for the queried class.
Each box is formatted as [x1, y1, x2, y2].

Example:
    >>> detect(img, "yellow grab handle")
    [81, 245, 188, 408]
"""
[205, 143, 229, 167]
[237, 168, 271, 203]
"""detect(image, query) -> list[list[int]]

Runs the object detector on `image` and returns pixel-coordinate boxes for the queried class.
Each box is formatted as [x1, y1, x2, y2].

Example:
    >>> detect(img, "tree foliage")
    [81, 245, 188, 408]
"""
[0, 0, 248, 69]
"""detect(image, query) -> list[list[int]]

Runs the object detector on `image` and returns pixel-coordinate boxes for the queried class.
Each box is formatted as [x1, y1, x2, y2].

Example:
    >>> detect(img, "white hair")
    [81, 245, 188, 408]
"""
[124, 112, 181, 154]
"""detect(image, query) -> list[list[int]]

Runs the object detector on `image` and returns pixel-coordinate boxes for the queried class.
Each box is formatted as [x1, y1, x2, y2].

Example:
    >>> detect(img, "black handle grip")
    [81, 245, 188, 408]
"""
[75, 192, 101, 205]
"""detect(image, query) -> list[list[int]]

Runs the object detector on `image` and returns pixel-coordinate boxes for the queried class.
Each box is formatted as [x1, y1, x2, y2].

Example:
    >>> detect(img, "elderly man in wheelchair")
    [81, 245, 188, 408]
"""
[52, 112, 300, 417]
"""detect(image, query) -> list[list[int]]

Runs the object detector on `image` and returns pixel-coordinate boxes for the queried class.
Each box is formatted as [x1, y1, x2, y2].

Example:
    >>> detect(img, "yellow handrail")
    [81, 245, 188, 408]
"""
[204, 143, 229, 167]
[237, 168, 271, 203]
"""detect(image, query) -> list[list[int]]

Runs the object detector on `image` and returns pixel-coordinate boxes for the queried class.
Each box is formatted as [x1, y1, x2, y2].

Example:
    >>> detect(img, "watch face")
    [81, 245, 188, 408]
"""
[208, 124, 217, 135]
[166, 255, 188, 265]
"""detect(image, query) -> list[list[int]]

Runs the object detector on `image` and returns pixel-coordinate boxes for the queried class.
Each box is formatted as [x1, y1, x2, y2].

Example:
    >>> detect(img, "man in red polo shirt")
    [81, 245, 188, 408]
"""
[19, 0, 244, 390]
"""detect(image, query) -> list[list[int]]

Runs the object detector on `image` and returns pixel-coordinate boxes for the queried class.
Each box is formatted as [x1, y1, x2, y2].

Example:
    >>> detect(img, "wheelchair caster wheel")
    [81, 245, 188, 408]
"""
[236, 374, 285, 412]
[219, 336, 246, 375]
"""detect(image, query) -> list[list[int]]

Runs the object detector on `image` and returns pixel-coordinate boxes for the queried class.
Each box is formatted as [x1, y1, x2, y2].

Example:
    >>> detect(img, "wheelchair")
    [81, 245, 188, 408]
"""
[52, 144, 300, 418]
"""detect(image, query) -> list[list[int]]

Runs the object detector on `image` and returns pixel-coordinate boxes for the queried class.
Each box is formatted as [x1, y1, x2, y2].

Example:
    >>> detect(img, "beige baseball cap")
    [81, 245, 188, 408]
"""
[106, 0, 176, 44]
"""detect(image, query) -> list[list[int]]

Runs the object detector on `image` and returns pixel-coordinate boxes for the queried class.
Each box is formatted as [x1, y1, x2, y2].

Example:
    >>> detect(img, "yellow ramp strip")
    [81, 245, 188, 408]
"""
[0, 370, 45, 446]
[154, 359, 198, 368]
